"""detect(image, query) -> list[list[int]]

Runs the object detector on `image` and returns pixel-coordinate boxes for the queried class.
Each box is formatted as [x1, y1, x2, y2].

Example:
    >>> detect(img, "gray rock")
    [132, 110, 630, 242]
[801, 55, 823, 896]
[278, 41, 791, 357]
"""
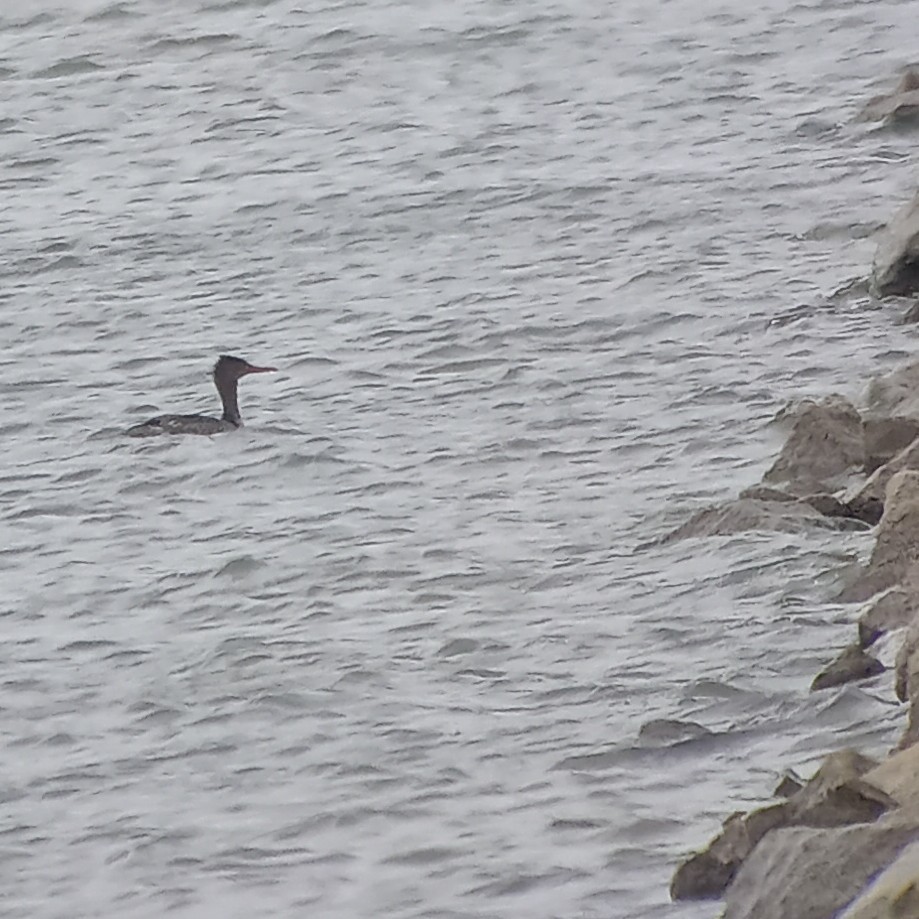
[896, 618, 919, 702]
[671, 806, 790, 901]
[845, 495, 885, 527]
[636, 718, 712, 748]
[899, 299, 919, 324]
[734, 487, 877, 526]
[723, 819, 919, 919]
[850, 436, 919, 506]
[864, 742, 919, 810]
[865, 360, 919, 421]
[892, 617, 919, 750]
[774, 772, 804, 799]
[803, 493, 882, 526]
[811, 643, 884, 691]
[763, 396, 865, 495]
[671, 751, 891, 902]
[873, 191, 919, 297]
[858, 68, 919, 125]
[660, 498, 849, 543]
[863, 417, 919, 474]
[738, 484, 797, 502]
[858, 587, 917, 646]
[839, 472, 919, 603]
[838, 839, 919, 919]
[787, 750, 891, 828]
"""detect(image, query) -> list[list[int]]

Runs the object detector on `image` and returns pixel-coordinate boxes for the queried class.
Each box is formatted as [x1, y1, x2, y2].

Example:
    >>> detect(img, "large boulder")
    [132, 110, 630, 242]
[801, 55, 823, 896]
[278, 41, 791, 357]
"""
[660, 497, 852, 543]
[723, 819, 919, 919]
[670, 806, 789, 901]
[872, 192, 919, 297]
[839, 471, 919, 603]
[763, 397, 865, 494]
[671, 750, 890, 901]
[865, 361, 919, 424]
[838, 840, 919, 919]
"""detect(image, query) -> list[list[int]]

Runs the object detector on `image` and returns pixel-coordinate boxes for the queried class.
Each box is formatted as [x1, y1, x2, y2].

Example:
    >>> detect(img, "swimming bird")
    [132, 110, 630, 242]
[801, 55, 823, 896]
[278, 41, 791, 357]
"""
[126, 355, 277, 437]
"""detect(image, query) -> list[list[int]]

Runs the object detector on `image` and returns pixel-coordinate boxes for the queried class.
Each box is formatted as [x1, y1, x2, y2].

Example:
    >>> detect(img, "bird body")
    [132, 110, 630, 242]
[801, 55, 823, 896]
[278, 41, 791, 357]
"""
[126, 355, 276, 438]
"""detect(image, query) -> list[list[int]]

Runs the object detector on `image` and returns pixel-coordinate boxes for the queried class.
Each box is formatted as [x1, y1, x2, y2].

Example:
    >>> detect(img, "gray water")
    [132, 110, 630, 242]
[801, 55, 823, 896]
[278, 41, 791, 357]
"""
[2, 1, 918, 916]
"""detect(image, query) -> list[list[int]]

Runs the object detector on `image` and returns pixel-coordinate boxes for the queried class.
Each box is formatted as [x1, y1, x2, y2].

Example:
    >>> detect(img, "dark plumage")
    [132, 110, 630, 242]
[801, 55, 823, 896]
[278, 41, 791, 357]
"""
[126, 355, 277, 437]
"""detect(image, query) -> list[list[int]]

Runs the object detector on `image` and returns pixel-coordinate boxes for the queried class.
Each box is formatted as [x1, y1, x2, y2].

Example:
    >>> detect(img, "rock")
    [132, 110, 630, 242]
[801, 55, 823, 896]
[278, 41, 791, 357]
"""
[863, 417, 919, 474]
[723, 820, 919, 919]
[787, 750, 891, 827]
[899, 299, 919, 324]
[873, 192, 919, 297]
[763, 396, 865, 495]
[811, 643, 885, 691]
[805, 494, 853, 518]
[858, 68, 919, 125]
[850, 438, 919, 507]
[895, 617, 919, 704]
[865, 360, 919, 421]
[636, 719, 712, 748]
[899, 708, 919, 752]
[858, 587, 917, 646]
[864, 742, 919, 811]
[803, 493, 883, 527]
[846, 495, 886, 527]
[739, 484, 797, 502]
[671, 751, 891, 902]
[838, 839, 919, 919]
[737, 487, 877, 526]
[671, 805, 790, 901]
[660, 498, 850, 543]
[839, 471, 919, 603]
[892, 616, 919, 751]
[774, 772, 804, 799]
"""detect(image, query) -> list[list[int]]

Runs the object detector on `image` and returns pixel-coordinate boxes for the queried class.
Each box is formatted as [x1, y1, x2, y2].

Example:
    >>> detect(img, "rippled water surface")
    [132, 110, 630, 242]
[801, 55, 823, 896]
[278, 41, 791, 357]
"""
[3, 1, 919, 916]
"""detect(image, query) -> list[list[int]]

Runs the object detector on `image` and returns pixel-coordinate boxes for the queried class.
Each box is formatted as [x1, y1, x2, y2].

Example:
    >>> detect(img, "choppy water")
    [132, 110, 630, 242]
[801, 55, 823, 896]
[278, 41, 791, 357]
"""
[2, 1, 919, 916]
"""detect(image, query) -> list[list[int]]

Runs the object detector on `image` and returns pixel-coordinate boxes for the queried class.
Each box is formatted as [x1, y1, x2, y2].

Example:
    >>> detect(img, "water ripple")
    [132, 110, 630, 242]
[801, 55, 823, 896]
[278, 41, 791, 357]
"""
[0, 1, 917, 917]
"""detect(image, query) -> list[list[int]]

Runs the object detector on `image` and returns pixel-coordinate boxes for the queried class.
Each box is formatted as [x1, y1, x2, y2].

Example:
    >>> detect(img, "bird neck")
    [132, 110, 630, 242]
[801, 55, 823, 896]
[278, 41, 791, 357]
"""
[215, 376, 241, 426]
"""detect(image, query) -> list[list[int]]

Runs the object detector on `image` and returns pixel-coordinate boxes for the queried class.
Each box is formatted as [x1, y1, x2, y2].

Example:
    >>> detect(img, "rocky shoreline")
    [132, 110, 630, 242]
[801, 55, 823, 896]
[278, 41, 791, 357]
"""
[670, 68, 919, 919]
